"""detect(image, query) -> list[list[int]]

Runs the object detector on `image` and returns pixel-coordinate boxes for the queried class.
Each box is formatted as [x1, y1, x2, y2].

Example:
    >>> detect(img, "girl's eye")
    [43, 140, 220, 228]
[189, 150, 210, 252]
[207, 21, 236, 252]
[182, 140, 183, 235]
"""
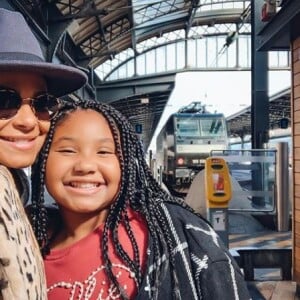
[97, 149, 114, 155]
[57, 149, 76, 153]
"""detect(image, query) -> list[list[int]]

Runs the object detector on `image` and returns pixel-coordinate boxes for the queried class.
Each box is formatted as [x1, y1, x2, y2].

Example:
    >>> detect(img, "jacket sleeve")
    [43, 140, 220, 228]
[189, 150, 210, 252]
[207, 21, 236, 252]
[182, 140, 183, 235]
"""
[173, 204, 251, 300]
[199, 258, 251, 300]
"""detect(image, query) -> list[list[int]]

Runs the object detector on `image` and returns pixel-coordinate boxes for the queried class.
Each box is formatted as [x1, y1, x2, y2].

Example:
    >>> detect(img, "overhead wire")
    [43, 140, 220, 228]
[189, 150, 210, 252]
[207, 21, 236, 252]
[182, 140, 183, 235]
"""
[208, 3, 251, 67]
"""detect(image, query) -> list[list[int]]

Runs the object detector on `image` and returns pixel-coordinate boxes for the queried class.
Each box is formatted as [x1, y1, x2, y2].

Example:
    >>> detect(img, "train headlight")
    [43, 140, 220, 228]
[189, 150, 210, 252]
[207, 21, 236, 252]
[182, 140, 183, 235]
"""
[177, 157, 184, 165]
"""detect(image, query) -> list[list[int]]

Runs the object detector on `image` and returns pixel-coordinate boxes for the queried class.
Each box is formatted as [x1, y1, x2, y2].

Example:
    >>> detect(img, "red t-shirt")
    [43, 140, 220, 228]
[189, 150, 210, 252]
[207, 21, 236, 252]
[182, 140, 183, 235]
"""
[44, 210, 148, 300]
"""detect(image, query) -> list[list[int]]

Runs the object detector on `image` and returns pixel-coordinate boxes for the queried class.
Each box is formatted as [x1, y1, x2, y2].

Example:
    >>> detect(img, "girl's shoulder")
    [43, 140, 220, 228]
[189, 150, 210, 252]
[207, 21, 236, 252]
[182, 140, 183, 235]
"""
[159, 201, 231, 261]
[162, 201, 211, 228]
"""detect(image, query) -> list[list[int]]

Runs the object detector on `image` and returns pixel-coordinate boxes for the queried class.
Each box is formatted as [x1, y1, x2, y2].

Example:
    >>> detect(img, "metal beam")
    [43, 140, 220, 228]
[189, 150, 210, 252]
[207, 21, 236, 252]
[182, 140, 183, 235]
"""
[251, 0, 269, 149]
[96, 73, 175, 103]
[185, 0, 200, 34]
[257, 0, 300, 51]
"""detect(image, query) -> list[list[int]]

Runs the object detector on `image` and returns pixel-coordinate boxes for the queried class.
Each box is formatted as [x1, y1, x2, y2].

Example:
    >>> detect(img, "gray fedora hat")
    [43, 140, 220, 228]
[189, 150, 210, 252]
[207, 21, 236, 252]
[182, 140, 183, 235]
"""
[0, 8, 87, 97]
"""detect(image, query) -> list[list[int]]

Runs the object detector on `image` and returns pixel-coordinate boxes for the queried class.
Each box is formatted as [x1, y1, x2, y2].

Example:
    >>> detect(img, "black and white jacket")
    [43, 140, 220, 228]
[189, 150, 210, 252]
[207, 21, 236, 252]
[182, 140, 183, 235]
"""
[136, 202, 251, 300]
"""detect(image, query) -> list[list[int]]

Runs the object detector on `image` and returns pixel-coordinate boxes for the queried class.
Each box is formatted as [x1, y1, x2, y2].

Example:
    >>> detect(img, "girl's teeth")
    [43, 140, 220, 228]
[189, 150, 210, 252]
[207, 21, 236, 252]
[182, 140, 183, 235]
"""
[70, 182, 98, 188]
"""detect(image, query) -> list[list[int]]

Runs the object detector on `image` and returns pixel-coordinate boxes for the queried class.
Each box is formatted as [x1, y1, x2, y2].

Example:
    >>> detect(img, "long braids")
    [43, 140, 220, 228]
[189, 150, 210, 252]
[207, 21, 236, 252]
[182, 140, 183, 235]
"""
[31, 99, 191, 299]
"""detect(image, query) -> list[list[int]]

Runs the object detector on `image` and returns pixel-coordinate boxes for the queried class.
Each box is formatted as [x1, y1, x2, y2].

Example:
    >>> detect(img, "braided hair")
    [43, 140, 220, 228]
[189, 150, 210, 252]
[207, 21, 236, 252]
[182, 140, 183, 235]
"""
[30, 99, 197, 299]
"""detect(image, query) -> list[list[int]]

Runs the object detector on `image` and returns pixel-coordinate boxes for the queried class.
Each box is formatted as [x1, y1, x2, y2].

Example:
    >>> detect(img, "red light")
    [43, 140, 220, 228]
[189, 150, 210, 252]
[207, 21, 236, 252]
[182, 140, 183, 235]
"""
[177, 158, 184, 165]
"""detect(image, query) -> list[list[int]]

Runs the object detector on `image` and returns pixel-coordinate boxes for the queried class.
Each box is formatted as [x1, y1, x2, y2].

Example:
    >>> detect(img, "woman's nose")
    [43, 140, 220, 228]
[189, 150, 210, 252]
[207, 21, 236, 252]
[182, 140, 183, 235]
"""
[12, 104, 38, 130]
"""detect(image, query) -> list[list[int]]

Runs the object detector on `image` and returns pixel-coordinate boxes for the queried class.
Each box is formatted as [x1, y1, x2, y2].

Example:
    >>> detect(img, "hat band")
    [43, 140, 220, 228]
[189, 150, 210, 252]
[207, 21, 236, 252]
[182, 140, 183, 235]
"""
[0, 52, 44, 62]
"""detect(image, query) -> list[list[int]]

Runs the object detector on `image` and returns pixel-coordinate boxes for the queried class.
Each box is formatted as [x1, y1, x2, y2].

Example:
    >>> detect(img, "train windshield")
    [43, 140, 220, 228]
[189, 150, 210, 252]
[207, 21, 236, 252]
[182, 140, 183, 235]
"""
[176, 118, 200, 137]
[175, 115, 226, 138]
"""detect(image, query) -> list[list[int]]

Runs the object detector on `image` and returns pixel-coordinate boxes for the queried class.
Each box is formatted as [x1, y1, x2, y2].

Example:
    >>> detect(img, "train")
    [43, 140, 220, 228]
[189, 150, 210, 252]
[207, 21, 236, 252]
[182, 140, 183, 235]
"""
[156, 102, 229, 193]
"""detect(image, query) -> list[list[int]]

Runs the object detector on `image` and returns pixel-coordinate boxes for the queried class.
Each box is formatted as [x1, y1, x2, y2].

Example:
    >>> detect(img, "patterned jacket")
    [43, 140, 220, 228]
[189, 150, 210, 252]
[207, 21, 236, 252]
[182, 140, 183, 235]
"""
[0, 165, 47, 300]
[136, 202, 251, 300]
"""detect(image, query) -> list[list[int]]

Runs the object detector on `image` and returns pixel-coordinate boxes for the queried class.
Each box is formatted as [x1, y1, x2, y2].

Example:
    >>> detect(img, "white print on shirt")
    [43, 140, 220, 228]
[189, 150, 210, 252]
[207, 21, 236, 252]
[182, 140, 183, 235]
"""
[47, 263, 137, 300]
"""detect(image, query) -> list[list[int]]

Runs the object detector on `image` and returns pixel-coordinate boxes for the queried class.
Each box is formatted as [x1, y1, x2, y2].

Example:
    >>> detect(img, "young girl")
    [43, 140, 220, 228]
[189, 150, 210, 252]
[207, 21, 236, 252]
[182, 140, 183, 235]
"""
[31, 100, 250, 300]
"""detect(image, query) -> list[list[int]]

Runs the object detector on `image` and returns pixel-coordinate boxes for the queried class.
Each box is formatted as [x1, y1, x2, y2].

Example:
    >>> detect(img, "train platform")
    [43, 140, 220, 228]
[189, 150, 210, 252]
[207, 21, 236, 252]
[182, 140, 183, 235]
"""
[229, 230, 295, 299]
[248, 281, 299, 300]
[230, 230, 294, 299]
[185, 176, 295, 298]
[227, 212, 295, 299]
[224, 209, 296, 299]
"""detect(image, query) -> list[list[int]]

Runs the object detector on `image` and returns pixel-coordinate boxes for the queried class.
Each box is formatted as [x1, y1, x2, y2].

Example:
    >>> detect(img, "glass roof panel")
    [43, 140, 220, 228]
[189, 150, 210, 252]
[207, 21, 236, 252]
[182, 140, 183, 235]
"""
[94, 0, 251, 80]
[133, 0, 185, 25]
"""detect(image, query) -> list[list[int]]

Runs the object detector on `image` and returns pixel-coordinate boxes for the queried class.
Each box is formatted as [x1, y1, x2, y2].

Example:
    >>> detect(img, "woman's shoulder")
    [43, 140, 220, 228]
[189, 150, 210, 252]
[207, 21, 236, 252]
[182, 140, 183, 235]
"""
[0, 165, 16, 194]
[0, 165, 12, 180]
[0, 166, 29, 204]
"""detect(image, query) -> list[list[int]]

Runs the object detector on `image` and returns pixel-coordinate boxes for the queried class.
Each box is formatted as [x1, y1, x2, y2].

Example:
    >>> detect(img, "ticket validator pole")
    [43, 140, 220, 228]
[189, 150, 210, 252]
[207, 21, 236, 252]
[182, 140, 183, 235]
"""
[205, 157, 232, 247]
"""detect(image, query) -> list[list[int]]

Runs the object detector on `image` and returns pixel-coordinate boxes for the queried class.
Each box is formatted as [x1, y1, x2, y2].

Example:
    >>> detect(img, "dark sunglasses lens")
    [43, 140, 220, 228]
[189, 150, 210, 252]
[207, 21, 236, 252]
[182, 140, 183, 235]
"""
[0, 90, 21, 119]
[33, 95, 59, 120]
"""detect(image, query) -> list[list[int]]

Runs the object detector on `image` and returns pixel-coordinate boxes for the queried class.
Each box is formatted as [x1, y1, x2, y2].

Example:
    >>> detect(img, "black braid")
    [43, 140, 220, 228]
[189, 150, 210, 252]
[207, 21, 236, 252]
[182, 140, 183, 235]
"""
[30, 99, 203, 299]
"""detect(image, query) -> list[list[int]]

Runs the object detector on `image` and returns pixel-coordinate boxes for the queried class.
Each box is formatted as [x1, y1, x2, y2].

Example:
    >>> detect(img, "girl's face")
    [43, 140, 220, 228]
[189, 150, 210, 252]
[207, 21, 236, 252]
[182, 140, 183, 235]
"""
[45, 109, 121, 222]
[0, 71, 50, 168]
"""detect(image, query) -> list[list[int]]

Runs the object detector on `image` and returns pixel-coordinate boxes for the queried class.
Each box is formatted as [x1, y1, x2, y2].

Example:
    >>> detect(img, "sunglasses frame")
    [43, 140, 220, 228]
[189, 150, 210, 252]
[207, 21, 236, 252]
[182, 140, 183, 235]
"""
[0, 87, 61, 121]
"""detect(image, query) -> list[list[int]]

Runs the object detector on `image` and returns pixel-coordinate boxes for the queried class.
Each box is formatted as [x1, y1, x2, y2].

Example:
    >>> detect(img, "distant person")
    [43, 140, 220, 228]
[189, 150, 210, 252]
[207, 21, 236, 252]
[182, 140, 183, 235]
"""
[0, 8, 87, 299]
[30, 100, 250, 299]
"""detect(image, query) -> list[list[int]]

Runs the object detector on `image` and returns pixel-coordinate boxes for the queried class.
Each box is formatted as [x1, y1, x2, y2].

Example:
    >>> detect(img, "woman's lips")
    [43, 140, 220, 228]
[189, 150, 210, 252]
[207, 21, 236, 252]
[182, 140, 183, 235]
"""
[0, 136, 37, 150]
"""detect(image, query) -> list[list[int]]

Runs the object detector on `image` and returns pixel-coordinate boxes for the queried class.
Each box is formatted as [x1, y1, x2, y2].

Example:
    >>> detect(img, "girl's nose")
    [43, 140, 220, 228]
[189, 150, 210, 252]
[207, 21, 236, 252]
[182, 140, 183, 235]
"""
[73, 158, 97, 174]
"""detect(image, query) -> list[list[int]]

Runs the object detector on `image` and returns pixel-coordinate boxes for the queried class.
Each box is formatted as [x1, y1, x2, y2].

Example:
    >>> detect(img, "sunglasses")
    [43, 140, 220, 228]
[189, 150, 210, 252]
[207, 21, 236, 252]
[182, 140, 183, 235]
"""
[0, 87, 61, 121]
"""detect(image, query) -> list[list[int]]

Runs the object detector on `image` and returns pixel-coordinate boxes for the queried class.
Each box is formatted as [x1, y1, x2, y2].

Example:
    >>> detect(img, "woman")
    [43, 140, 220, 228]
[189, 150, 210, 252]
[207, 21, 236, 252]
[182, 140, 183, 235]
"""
[0, 8, 87, 299]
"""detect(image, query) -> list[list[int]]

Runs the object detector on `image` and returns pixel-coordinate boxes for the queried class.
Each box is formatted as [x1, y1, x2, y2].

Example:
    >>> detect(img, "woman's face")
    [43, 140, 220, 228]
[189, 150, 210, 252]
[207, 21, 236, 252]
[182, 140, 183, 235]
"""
[0, 71, 50, 168]
[45, 109, 121, 222]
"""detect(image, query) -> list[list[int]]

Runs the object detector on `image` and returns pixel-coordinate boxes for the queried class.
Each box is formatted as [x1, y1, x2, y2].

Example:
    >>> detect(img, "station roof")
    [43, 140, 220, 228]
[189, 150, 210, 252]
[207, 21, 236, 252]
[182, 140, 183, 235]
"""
[109, 87, 174, 149]
[13, 1, 250, 150]
[8, 0, 292, 149]
[226, 0, 298, 140]
[226, 87, 291, 138]
[51, 0, 248, 70]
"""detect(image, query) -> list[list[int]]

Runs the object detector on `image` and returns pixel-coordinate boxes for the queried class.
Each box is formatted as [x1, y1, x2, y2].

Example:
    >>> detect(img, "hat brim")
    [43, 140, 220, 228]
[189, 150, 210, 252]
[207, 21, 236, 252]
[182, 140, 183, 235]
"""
[0, 60, 87, 97]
